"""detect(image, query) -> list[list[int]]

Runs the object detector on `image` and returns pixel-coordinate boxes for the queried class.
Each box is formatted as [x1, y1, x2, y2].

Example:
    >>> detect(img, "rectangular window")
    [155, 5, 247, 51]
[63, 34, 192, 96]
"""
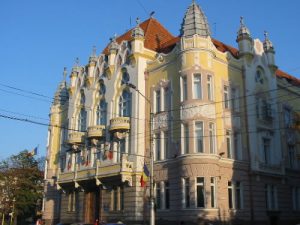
[156, 183, 161, 210]
[164, 131, 168, 159]
[207, 75, 213, 101]
[226, 130, 232, 159]
[68, 191, 77, 212]
[184, 124, 189, 154]
[228, 181, 233, 209]
[195, 122, 204, 153]
[234, 132, 241, 160]
[288, 145, 296, 169]
[182, 76, 187, 101]
[164, 87, 169, 111]
[292, 187, 300, 211]
[231, 88, 239, 112]
[256, 98, 260, 119]
[263, 138, 270, 164]
[156, 133, 161, 161]
[228, 181, 243, 209]
[196, 177, 205, 208]
[183, 178, 190, 208]
[209, 123, 215, 154]
[165, 181, 170, 209]
[265, 184, 277, 210]
[194, 74, 202, 99]
[224, 86, 229, 109]
[210, 177, 216, 208]
[113, 188, 118, 211]
[284, 108, 293, 128]
[120, 186, 124, 211]
[156, 90, 161, 113]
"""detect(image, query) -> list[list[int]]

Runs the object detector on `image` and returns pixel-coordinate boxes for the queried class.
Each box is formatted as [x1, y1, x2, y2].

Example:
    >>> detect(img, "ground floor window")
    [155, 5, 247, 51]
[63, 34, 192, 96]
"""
[111, 186, 124, 211]
[67, 191, 77, 212]
[196, 177, 205, 208]
[265, 184, 278, 210]
[228, 181, 243, 209]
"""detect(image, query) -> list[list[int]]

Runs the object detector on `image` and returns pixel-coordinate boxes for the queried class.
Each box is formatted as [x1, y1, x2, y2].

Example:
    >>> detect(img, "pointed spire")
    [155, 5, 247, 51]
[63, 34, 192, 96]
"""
[54, 67, 69, 105]
[109, 34, 119, 51]
[89, 45, 97, 63]
[180, 0, 210, 37]
[132, 17, 145, 38]
[263, 30, 274, 52]
[237, 16, 251, 40]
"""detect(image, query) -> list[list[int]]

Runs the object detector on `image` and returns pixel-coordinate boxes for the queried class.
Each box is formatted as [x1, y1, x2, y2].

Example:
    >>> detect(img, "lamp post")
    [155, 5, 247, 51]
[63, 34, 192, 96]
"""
[126, 83, 155, 225]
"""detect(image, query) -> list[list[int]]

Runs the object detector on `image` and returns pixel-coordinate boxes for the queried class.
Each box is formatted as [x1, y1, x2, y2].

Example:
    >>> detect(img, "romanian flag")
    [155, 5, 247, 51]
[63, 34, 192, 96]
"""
[27, 146, 38, 156]
[140, 163, 150, 188]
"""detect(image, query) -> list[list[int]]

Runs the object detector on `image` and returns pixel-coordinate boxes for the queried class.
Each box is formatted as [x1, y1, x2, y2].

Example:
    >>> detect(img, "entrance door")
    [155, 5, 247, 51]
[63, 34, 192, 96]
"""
[84, 192, 95, 224]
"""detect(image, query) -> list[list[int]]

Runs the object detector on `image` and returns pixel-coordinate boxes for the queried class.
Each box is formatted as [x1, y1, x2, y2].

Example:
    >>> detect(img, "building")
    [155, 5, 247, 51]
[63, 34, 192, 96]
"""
[43, 1, 300, 225]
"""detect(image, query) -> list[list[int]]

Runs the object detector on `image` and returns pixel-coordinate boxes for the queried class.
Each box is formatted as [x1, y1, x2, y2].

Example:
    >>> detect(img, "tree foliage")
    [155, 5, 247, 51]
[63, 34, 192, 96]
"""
[0, 150, 44, 224]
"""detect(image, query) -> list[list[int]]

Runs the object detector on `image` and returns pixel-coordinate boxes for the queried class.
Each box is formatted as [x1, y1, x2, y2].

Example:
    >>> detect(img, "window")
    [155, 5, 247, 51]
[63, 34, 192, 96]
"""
[226, 130, 232, 159]
[210, 177, 216, 208]
[80, 91, 85, 105]
[265, 184, 277, 210]
[263, 138, 270, 164]
[164, 87, 169, 111]
[183, 124, 189, 154]
[224, 86, 229, 109]
[68, 191, 77, 212]
[228, 181, 243, 209]
[284, 108, 293, 128]
[155, 133, 161, 161]
[182, 178, 190, 208]
[194, 74, 202, 99]
[182, 76, 187, 101]
[288, 145, 296, 169]
[292, 187, 300, 211]
[156, 183, 161, 210]
[195, 122, 204, 153]
[262, 100, 272, 120]
[196, 177, 205, 208]
[165, 181, 170, 209]
[256, 98, 260, 118]
[78, 108, 87, 131]
[121, 71, 130, 84]
[234, 132, 242, 160]
[209, 123, 215, 154]
[155, 90, 161, 113]
[99, 82, 106, 95]
[231, 88, 239, 112]
[97, 100, 107, 125]
[119, 90, 131, 117]
[164, 131, 168, 159]
[111, 186, 124, 211]
[207, 75, 213, 101]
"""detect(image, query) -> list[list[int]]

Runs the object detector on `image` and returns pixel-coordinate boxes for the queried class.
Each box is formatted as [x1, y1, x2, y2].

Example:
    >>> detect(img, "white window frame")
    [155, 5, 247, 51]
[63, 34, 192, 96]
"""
[210, 177, 217, 208]
[195, 121, 204, 153]
[209, 123, 215, 154]
[182, 178, 190, 208]
[224, 85, 229, 109]
[193, 74, 202, 99]
[196, 177, 205, 208]
[207, 75, 213, 101]
[228, 181, 243, 209]
[226, 130, 233, 159]
[181, 76, 188, 101]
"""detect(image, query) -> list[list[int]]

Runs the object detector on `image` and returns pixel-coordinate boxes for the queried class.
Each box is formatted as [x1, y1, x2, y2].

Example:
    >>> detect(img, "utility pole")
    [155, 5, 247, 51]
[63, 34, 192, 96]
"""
[126, 83, 155, 225]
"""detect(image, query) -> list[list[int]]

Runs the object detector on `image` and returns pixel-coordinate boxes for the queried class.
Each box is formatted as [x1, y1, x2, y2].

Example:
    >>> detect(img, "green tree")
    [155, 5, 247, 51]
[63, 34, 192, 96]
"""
[0, 150, 44, 225]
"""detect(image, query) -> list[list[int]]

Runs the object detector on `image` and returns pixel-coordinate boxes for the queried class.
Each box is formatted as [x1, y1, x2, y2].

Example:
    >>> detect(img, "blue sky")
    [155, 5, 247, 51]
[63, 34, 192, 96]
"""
[0, 0, 300, 160]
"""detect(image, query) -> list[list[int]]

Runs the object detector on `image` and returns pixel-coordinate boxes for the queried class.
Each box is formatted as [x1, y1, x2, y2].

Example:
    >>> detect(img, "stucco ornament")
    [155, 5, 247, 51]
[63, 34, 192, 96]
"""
[153, 112, 169, 130]
[181, 103, 216, 120]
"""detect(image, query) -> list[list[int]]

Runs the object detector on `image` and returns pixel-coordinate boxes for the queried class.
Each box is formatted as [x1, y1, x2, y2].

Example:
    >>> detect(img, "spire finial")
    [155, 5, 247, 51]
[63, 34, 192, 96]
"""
[63, 67, 67, 81]
[136, 17, 140, 26]
[240, 16, 244, 26]
[264, 30, 269, 40]
[75, 57, 80, 66]
[92, 45, 96, 57]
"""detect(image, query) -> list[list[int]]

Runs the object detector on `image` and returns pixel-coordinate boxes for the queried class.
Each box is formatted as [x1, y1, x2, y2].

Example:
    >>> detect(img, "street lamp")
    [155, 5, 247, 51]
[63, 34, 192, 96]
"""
[126, 83, 155, 225]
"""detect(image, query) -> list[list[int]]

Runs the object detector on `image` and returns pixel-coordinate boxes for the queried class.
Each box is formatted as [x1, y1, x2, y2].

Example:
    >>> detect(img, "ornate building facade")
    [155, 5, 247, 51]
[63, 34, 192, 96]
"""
[43, 1, 300, 225]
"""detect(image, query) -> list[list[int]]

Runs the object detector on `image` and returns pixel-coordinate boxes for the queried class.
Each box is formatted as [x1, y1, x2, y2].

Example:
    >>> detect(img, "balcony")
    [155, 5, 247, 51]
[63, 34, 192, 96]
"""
[58, 171, 75, 183]
[110, 117, 130, 131]
[87, 125, 105, 138]
[68, 132, 85, 144]
[76, 168, 96, 180]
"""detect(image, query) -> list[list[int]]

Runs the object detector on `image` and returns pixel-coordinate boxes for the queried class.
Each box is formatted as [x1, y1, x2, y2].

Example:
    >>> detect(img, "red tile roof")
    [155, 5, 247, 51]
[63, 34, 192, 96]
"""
[102, 18, 299, 86]
[103, 18, 175, 54]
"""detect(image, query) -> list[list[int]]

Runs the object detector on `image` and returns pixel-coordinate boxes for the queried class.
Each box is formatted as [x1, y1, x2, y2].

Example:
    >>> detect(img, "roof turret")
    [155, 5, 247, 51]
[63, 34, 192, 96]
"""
[263, 31, 274, 52]
[180, 0, 210, 37]
[54, 67, 68, 105]
[131, 17, 145, 38]
[237, 16, 251, 40]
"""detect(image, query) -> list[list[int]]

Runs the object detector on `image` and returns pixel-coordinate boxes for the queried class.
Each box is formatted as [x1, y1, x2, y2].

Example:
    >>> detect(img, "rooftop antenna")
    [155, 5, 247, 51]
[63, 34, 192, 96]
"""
[63, 67, 67, 81]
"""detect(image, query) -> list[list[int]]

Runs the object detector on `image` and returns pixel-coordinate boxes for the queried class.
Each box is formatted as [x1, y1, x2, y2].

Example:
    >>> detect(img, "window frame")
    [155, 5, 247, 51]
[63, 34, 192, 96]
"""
[193, 74, 202, 99]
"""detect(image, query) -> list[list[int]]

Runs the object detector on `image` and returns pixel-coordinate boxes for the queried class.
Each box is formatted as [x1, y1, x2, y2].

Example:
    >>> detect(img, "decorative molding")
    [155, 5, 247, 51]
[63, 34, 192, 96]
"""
[181, 103, 216, 120]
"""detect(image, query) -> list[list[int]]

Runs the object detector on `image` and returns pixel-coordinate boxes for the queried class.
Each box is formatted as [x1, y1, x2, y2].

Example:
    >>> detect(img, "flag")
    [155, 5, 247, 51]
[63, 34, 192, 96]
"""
[140, 163, 150, 188]
[27, 145, 38, 156]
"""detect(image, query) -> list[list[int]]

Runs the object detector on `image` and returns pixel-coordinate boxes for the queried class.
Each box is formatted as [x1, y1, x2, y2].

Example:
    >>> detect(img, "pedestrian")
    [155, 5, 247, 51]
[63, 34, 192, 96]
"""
[94, 218, 99, 225]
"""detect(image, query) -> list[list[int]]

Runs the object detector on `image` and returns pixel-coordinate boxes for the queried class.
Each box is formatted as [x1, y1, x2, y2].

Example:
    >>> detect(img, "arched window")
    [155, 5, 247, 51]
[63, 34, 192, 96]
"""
[78, 108, 87, 131]
[99, 82, 106, 95]
[97, 100, 107, 125]
[121, 71, 130, 85]
[119, 90, 131, 117]
[80, 90, 85, 105]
